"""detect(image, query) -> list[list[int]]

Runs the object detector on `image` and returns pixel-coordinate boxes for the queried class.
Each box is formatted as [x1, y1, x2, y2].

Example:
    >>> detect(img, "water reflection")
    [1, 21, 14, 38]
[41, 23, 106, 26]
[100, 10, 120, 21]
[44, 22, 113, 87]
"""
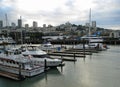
[0, 68, 62, 87]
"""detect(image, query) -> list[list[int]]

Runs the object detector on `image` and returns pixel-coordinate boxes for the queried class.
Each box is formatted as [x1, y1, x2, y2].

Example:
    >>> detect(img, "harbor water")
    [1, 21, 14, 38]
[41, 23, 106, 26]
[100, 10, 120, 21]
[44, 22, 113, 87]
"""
[0, 45, 120, 87]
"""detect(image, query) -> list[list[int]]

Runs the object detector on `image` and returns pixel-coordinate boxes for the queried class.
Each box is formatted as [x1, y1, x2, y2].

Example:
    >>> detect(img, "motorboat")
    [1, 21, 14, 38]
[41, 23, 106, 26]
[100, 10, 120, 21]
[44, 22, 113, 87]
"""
[40, 42, 58, 52]
[20, 44, 63, 67]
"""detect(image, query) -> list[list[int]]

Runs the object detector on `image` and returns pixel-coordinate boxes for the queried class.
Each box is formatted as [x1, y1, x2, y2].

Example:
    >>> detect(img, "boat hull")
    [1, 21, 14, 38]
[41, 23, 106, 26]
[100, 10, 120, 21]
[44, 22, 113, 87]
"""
[0, 64, 44, 77]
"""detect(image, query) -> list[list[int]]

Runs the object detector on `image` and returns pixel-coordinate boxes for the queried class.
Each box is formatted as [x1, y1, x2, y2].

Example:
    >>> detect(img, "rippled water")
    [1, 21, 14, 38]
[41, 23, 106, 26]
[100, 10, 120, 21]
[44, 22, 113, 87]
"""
[0, 45, 120, 87]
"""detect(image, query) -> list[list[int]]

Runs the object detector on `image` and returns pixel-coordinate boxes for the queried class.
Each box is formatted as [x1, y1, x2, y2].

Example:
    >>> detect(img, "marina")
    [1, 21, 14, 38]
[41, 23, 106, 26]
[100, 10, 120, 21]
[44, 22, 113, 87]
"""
[0, 41, 109, 80]
[0, 45, 120, 87]
[0, 0, 120, 86]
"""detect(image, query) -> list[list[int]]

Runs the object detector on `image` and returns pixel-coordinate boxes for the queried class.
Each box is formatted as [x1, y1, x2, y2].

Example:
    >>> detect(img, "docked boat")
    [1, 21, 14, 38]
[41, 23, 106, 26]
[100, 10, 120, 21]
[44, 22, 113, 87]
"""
[0, 36, 16, 44]
[74, 36, 108, 51]
[40, 42, 58, 52]
[0, 49, 44, 77]
[20, 44, 63, 67]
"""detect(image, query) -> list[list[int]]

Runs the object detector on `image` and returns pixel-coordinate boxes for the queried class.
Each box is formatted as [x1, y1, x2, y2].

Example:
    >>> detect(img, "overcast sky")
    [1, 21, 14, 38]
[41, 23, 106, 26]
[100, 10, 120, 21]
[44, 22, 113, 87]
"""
[0, 0, 120, 30]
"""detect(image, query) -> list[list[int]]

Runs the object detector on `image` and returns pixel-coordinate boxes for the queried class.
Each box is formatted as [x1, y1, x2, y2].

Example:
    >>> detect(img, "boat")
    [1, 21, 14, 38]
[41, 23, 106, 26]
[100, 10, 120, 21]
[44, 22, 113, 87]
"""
[19, 44, 63, 67]
[74, 36, 108, 50]
[0, 49, 44, 78]
[0, 36, 16, 44]
[40, 42, 58, 52]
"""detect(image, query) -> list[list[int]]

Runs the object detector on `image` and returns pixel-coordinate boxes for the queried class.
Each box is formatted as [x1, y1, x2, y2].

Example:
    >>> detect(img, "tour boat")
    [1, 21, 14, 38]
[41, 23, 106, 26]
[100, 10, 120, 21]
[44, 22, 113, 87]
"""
[0, 49, 44, 77]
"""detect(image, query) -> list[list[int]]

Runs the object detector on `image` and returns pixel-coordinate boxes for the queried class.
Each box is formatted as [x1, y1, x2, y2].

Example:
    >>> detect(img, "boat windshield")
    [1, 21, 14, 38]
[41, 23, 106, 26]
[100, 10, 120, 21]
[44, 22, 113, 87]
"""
[21, 46, 40, 51]
[32, 54, 51, 58]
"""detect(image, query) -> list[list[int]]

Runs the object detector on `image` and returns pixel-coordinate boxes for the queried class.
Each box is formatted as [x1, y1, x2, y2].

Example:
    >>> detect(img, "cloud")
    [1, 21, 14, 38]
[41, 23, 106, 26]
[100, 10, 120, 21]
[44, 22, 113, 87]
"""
[0, 0, 120, 30]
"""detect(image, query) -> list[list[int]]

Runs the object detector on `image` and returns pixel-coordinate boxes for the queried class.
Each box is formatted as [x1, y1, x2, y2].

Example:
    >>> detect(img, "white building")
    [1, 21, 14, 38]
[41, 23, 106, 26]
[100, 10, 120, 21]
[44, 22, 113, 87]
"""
[92, 21, 96, 28]
[109, 31, 120, 38]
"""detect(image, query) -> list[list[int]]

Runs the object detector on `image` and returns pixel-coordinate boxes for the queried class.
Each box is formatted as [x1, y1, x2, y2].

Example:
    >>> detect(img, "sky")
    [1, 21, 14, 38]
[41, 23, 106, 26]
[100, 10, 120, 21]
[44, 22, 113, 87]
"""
[0, 0, 120, 30]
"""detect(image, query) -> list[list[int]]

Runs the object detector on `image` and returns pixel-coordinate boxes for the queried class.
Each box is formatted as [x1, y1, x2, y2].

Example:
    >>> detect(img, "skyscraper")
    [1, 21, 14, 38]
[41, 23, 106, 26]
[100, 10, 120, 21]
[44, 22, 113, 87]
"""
[33, 21, 38, 28]
[18, 16, 22, 28]
[0, 20, 3, 28]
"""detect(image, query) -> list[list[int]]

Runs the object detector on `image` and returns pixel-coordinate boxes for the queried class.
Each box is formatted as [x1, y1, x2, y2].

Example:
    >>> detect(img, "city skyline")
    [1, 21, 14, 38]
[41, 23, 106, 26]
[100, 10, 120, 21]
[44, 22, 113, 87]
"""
[0, 0, 120, 30]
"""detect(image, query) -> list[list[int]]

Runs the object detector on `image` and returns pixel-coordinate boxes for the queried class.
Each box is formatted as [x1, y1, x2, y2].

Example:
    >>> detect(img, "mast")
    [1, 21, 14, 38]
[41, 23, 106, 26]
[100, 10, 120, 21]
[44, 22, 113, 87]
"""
[88, 8, 91, 37]
[88, 8, 91, 45]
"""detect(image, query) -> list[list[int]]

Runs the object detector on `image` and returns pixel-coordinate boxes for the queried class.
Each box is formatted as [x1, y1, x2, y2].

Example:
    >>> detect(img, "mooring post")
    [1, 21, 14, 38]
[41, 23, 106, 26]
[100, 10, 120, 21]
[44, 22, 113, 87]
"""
[83, 39, 85, 58]
[74, 53, 75, 60]
[44, 59, 47, 71]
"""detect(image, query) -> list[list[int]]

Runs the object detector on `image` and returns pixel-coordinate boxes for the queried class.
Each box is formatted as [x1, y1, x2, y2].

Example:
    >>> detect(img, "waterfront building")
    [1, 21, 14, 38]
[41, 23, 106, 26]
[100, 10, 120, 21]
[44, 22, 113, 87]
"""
[109, 31, 120, 38]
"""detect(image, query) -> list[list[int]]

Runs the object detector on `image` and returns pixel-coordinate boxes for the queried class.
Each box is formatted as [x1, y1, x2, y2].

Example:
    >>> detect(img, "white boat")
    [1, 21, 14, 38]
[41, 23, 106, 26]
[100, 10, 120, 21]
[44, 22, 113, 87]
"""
[0, 50, 44, 77]
[40, 42, 58, 52]
[20, 45, 63, 67]
[0, 36, 16, 44]
[74, 36, 108, 50]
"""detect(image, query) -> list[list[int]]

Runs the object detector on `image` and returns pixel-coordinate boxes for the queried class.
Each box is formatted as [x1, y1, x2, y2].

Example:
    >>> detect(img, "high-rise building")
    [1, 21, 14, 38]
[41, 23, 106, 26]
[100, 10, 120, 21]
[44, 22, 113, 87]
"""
[92, 21, 96, 28]
[33, 21, 38, 28]
[0, 20, 3, 28]
[18, 16, 22, 28]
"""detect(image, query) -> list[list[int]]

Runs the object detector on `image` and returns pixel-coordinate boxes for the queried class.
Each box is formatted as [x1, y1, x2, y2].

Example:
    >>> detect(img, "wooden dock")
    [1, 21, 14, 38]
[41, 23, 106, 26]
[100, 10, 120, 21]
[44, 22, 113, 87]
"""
[48, 53, 85, 57]
[53, 51, 92, 55]
[0, 71, 25, 81]
[66, 49, 99, 53]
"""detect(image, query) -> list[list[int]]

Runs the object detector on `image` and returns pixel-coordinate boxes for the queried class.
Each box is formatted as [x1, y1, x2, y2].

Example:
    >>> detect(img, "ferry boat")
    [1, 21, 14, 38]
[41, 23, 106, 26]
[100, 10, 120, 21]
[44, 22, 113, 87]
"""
[19, 44, 63, 67]
[0, 50, 44, 77]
